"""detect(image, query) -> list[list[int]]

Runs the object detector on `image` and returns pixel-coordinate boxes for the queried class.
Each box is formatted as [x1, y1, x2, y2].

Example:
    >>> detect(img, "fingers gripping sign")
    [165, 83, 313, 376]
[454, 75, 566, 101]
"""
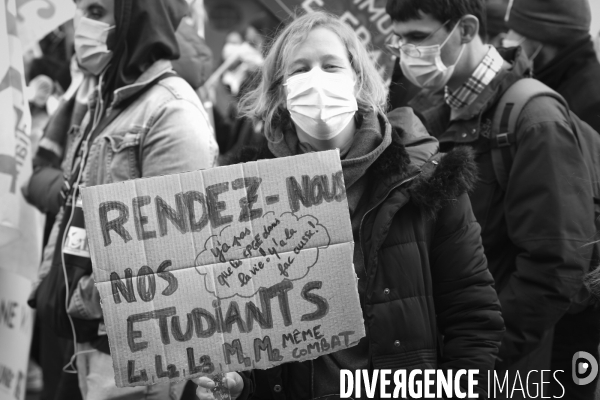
[195, 373, 244, 400]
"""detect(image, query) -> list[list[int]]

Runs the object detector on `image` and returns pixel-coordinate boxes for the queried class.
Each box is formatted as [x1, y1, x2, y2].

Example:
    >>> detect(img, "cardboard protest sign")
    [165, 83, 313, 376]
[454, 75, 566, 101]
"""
[0, 269, 34, 400]
[81, 150, 365, 388]
[258, 0, 396, 81]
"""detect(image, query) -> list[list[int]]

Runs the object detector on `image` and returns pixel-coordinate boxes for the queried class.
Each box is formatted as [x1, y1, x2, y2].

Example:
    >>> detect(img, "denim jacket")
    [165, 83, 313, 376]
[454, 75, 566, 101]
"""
[66, 59, 219, 323]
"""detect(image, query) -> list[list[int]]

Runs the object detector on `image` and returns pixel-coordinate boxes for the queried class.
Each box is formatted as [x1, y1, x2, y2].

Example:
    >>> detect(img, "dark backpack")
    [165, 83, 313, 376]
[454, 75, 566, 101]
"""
[489, 78, 600, 308]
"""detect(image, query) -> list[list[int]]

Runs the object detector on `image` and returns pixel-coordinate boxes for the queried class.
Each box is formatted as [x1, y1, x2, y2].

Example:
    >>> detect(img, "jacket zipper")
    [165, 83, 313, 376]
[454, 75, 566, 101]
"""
[358, 171, 421, 368]
[358, 172, 421, 277]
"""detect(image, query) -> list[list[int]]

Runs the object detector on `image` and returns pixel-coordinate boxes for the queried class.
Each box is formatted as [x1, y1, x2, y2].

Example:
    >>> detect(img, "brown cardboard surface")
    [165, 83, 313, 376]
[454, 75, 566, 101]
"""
[81, 150, 365, 387]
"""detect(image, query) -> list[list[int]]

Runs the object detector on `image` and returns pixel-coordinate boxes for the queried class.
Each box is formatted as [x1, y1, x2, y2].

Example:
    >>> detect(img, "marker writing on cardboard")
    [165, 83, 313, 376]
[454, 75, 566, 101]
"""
[214, 219, 307, 289]
[81, 151, 366, 389]
[127, 328, 356, 385]
[198, 211, 328, 298]
[97, 171, 344, 247]
[127, 336, 283, 385]
[110, 260, 178, 304]
[280, 324, 356, 359]
[286, 171, 346, 213]
[124, 279, 329, 384]
[124, 280, 329, 352]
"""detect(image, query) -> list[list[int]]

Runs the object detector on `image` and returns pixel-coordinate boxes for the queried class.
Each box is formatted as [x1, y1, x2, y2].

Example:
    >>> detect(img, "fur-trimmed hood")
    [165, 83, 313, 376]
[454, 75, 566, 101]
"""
[233, 109, 478, 217]
[370, 130, 478, 217]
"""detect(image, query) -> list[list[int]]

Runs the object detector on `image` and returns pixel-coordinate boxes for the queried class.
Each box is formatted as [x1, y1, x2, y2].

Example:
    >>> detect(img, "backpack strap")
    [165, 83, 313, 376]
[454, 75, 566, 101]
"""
[490, 78, 568, 192]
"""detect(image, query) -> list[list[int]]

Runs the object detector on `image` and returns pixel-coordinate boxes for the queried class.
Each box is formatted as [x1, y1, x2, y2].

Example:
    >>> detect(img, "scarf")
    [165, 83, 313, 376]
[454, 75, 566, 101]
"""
[270, 111, 392, 398]
[268, 111, 392, 216]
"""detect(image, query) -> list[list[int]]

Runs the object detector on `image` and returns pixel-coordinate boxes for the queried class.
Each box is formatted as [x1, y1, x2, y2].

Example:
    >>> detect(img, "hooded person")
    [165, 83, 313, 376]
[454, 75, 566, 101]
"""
[24, 1, 214, 217]
[26, 1, 218, 399]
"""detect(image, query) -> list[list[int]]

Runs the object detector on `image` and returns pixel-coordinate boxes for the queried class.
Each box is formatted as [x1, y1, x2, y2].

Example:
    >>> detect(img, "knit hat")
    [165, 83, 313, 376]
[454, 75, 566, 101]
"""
[487, 0, 509, 39]
[506, 0, 591, 46]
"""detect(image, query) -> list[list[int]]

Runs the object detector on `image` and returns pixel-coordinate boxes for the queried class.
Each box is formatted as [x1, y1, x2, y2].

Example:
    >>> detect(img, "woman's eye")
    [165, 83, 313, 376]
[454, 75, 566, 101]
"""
[408, 34, 429, 44]
[88, 6, 105, 19]
[324, 65, 340, 71]
[291, 68, 308, 75]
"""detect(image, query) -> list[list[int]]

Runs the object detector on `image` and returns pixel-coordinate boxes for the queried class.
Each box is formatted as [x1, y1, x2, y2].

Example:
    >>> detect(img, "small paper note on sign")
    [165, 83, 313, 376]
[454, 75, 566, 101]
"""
[81, 150, 365, 387]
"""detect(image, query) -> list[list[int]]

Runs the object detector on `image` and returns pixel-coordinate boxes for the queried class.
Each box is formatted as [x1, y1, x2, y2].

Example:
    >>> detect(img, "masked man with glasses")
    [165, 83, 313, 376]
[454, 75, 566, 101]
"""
[386, 0, 597, 398]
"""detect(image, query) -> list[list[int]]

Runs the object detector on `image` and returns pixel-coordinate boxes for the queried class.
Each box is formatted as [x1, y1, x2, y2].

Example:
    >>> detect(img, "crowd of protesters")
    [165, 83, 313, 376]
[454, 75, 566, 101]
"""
[18, 0, 600, 399]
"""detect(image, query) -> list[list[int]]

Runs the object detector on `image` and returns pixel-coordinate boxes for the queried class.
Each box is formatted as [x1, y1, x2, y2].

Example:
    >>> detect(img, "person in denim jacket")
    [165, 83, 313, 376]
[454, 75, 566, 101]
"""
[26, 0, 218, 399]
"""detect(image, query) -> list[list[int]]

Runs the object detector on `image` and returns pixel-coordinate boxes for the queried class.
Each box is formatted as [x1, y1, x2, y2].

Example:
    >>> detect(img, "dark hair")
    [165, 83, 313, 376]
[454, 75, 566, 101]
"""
[386, 0, 487, 38]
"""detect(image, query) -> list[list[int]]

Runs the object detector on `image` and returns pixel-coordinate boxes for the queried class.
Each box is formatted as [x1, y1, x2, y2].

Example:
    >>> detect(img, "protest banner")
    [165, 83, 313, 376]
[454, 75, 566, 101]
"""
[258, 0, 396, 81]
[0, 269, 35, 400]
[81, 150, 365, 388]
[0, 0, 45, 281]
[16, 0, 75, 51]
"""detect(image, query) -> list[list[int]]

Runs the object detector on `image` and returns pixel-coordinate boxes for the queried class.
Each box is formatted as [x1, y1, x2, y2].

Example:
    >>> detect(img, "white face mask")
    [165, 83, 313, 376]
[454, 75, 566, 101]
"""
[285, 67, 358, 143]
[502, 32, 543, 63]
[502, 37, 525, 48]
[74, 15, 115, 76]
[399, 22, 465, 90]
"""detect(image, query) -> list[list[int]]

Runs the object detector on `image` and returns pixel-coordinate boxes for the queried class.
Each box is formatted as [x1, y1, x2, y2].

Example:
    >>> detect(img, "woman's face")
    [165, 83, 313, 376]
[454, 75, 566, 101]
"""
[74, 0, 115, 26]
[285, 27, 355, 83]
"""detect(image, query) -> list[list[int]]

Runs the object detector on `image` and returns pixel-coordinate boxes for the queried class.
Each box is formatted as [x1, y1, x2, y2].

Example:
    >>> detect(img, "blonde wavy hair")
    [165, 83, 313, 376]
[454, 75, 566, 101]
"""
[238, 11, 388, 142]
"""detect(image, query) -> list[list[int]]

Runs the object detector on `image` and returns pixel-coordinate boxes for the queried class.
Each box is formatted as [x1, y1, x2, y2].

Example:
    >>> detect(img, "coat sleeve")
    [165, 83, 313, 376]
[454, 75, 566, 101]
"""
[430, 192, 504, 396]
[579, 102, 600, 137]
[23, 97, 73, 215]
[24, 166, 64, 215]
[497, 97, 595, 366]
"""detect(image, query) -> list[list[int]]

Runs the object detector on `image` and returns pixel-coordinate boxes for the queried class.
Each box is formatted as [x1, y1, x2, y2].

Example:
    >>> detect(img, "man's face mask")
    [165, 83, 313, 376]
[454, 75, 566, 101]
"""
[392, 20, 466, 91]
[502, 31, 525, 49]
[74, 13, 115, 76]
[502, 30, 543, 62]
[284, 67, 358, 145]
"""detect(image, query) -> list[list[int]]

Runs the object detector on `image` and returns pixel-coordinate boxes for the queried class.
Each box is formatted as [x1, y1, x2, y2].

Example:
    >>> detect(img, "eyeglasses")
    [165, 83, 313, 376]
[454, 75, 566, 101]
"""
[387, 20, 451, 58]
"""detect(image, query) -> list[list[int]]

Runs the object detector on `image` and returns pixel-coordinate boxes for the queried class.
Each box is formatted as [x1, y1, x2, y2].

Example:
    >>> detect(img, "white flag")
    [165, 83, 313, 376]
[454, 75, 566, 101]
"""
[0, 0, 44, 281]
[16, 0, 75, 51]
[0, 4, 44, 399]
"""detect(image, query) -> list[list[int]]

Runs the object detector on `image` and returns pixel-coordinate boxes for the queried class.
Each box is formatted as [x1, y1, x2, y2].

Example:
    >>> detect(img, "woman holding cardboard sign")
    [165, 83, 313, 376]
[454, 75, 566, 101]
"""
[196, 10, 504, 400]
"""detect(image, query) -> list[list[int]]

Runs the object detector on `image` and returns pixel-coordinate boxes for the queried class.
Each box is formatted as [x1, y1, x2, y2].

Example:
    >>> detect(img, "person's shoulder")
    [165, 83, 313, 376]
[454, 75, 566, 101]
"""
[515, 94, 571, 132]
[387, 106, 430, 139]
[407, 146, 478, 220]
[153, 75, 202, 106]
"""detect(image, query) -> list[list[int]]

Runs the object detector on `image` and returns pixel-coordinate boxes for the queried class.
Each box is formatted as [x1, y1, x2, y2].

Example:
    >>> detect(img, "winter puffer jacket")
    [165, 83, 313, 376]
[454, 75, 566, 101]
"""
[233, 109, 505, 399]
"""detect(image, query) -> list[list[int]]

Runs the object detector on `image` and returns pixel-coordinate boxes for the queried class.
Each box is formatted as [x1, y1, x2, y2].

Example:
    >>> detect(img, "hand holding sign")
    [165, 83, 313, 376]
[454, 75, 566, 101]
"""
[195, 373, 243, 400]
